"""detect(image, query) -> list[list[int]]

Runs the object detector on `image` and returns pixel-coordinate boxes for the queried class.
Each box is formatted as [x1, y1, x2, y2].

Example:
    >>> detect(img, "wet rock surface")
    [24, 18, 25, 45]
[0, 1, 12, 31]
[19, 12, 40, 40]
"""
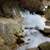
[38, 42, 50, 50]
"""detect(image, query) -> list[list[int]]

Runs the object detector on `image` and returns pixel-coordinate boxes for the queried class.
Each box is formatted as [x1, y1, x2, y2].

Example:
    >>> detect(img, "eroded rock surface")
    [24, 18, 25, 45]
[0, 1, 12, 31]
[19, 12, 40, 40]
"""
[0, 18, 23, 50]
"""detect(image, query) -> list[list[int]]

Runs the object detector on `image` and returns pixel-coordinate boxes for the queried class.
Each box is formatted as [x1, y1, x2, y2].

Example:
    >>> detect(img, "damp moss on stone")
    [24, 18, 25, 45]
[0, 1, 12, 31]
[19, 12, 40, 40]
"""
[38, 42, 50, 50]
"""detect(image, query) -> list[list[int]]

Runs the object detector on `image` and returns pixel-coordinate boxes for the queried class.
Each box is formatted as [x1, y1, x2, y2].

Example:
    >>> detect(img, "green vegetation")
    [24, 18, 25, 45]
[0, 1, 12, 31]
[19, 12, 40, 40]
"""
[45, 6, 50, 20]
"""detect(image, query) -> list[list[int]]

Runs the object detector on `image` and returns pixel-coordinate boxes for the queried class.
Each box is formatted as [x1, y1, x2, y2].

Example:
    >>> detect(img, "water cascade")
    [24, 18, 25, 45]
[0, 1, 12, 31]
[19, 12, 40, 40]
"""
[17, 10, 50, 50]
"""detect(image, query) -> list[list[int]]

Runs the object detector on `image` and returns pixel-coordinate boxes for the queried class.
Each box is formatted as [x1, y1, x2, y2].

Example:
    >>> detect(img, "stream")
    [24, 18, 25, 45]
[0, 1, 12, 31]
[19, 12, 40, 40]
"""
[17, 10, 50, 50]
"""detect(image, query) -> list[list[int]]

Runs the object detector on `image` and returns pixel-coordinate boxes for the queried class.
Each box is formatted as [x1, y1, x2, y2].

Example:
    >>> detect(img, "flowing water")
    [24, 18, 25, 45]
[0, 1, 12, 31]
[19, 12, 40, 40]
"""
[17, 10, 50, 50]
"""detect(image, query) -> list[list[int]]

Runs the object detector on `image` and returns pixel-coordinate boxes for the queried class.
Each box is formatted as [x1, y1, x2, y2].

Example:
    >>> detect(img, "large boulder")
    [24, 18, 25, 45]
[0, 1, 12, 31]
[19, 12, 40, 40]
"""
[38, 42, 50, 50]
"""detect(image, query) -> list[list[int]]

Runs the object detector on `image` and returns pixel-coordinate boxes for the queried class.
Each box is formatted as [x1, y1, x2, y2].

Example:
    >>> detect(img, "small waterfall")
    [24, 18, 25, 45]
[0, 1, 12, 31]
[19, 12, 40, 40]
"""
[17, 10, 50, 50]
[20, 10, 46, 30]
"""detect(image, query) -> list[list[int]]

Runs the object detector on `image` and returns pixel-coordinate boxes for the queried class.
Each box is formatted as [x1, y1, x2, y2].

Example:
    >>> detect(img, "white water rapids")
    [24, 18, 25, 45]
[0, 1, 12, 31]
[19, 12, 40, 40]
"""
[17, 10, 50, 50]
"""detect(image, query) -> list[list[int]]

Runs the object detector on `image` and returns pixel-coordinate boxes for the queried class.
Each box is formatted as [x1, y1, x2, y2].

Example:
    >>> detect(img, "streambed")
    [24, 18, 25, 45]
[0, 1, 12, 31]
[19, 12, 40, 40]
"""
[17, 10, 50, 50]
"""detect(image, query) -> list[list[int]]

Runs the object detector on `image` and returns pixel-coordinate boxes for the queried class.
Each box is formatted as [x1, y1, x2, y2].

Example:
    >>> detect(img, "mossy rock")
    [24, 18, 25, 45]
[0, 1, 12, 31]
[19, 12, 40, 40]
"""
[45, 7, 50, 20]
[38, 42, 50, 50]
